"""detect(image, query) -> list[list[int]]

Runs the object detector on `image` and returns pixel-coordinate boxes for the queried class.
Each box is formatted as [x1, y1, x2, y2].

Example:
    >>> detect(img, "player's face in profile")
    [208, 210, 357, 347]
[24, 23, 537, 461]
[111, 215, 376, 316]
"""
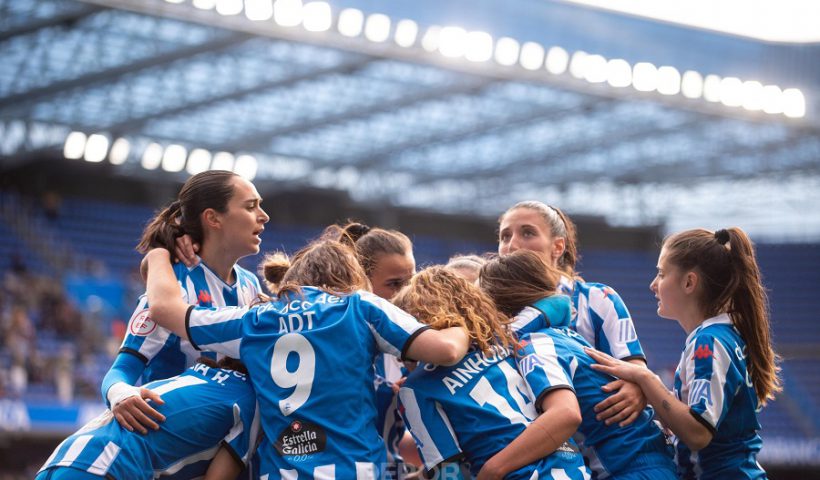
[217, 177, 269, 257]
[650, 248, 688, 320]
[370, 252, 415, 300]
[498, 208, 557, 263]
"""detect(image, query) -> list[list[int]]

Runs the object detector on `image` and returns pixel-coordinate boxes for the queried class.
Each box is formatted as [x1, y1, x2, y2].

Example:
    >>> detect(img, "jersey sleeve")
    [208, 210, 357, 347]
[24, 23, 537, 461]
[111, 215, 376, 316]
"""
[119, 295, 178, 364]
[682, 333, 739, 434]
[514, 332, 575, 413]
[588, 285, 645, 361]
[100, 351, 146, 406]
[398, 386, 463, 476]
[358, 291, 429, 360]
[186, 306, 253, 358]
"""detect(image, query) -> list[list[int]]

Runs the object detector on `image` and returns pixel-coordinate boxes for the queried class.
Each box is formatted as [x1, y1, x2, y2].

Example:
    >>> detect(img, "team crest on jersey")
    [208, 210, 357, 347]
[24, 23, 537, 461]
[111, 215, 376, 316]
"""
[129, 310, 157, 336]
[693, 344, 713, 360]
[275, 420, 327, 456]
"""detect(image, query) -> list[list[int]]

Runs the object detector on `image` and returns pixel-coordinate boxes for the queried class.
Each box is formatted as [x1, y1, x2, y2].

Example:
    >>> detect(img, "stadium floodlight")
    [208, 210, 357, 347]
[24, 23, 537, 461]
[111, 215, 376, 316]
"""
[719, 77, 743, 107]
[193, 0, 216, 9]
[606, 58, 631, 87]
[337, 8, 363, 37]
[703, 74, 721, 102]
[216, 0, 243, 16]
[494, 37, 520, 66]
[545, 46, 569, 75]
[421, 26, 442, 52]
[632, 62, 658, 92]
[302, 2, 331, 32]
[186, 148, 212, 175]
[519, 42, 545, 71]
[84, 134, 109, 163]
[657, 66, 681, 95]
[583, 54, 607, 83]
[568, 51, 588, 79]
[464, 31, 493, 62]
[234, 154, 258, 180]
[761, 85, 783, 115]
[245, 0, 273, 21]
[211, 151, 235, 171]
[782, 88, 806, 118]
[681, 70, 704, 99]
[438, 26, 467, 58]
[108, 138, 130, 165]
[741, 80, 764, 111]
[394, 19, 418, 47]
[141, 143, 163, 170]
[364, 13, 391, 42]
[63, 131, 87, 160]
[274, 0, 302, 27]
[161, 144, 188, 172]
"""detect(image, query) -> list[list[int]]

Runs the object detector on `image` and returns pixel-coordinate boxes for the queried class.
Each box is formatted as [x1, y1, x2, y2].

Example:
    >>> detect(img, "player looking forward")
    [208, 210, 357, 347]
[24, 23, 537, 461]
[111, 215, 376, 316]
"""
[498, 201, 648, 427]
[101, 170, 268, 433]
[141, 229, 470, 479]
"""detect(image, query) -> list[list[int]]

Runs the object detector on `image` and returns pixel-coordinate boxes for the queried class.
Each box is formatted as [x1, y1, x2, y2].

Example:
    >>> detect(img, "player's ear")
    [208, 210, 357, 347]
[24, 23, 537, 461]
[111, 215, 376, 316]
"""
[202, 208, 221, 229]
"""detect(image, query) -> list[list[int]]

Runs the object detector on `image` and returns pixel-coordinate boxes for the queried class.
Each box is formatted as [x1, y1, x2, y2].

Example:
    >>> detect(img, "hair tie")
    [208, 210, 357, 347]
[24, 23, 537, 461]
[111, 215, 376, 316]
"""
[714, 229, 730, 245]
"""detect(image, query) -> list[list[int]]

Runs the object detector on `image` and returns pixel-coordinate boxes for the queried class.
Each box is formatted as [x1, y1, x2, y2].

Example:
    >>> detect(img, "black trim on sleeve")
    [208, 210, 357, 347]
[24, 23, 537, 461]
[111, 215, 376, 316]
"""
[184, 305, 200, 350]
[401, 325, 432, 361]
[219, 439, 245, 468]
[689, 407, 717, 436]
[117, 347, 149, 365]
[619, 354, 647, 363]
[534, 385, 576, 414]
[425, 453, 466, 479]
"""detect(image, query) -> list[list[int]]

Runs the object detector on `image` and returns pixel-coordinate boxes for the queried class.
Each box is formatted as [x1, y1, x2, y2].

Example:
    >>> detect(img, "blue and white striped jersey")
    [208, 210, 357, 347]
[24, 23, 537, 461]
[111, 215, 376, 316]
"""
[374, 353, 410, 480]
[119, 260, 261, 383]
[516, 328, 675, 479]
[39, 363, 260, 479]
[557, 276, 645, 361]
[510, 295, 573, 334]
[673, 313, 766, 480]
[185, 286, 429, 479]
[398, 346, 590, 480]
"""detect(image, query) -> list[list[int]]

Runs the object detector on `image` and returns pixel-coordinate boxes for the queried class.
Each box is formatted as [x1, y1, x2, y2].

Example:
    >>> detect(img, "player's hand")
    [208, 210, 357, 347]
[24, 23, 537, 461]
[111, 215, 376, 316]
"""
[174, 234, 200, 267]
[585, 348, 648, 426]
[112, 387, 166, 434]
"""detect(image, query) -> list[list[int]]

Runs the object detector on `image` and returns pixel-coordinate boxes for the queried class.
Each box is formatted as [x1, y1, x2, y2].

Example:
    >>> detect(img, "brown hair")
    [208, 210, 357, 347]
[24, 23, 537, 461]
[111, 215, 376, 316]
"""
[392, 266, 515, 354]
[195, 356, 248, 375]
[259, 226, 369, 297]
[480, 250, 564, 317]
[337, 222, 412, 276]
[499, 201, 579, 278]
[663, 227, 781, 405]
[137, 171, 240, 261]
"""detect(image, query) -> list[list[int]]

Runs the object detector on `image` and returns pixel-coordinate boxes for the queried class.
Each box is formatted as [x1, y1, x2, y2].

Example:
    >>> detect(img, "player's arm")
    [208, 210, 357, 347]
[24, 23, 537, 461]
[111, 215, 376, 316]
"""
[144, 248, 191, 340]
[101, 353, 165, 434]
[203, 445, 243, 480]
[477, 388, 581, 480]
[404, 327, 469, 366]
[586, 347, 712, 451]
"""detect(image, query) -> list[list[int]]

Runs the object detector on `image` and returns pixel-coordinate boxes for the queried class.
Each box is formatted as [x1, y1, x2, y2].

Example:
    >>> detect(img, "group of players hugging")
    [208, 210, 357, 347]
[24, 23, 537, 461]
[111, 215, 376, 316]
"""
[37, 171, 780, 480]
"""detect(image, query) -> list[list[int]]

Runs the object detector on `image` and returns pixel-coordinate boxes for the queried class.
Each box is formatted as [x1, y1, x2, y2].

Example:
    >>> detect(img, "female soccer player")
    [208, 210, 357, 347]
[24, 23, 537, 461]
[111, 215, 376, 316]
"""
[141, 230, 469, 479]
[498, 201, 647, 426]
[481, 251, 676, 480]
[38, 358, 259, 480]
[393, 266, 589, 480]
[335, 222, 418, 478]
[585, 228, 780, 479]
[100, 170, 268, 433]
[444, 254, 486, 284]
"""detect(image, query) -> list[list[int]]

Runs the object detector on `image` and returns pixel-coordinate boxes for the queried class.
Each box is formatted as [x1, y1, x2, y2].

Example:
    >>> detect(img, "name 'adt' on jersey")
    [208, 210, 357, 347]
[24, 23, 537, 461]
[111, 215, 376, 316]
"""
[184, 286, 430, 479]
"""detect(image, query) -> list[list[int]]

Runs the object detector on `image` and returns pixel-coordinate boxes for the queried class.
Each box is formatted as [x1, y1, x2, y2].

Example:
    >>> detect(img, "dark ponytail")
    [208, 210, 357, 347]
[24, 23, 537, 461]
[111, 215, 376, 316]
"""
[664, 227, 781, 405]
[333, 222, 411, 276]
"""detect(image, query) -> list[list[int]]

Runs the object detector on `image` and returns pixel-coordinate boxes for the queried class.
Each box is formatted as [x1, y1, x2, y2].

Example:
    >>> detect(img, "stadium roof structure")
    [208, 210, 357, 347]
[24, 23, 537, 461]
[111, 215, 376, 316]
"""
[1, 0, 819, 241]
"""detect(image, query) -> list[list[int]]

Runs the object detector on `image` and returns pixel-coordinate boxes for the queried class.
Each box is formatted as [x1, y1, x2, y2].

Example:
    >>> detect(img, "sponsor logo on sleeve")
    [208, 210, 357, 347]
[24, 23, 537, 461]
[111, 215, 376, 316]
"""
[688, 379, 713, 407]
[197, 289, 212, 305]
[275, 420, 326, 457]
[129, 310, 157, 336]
